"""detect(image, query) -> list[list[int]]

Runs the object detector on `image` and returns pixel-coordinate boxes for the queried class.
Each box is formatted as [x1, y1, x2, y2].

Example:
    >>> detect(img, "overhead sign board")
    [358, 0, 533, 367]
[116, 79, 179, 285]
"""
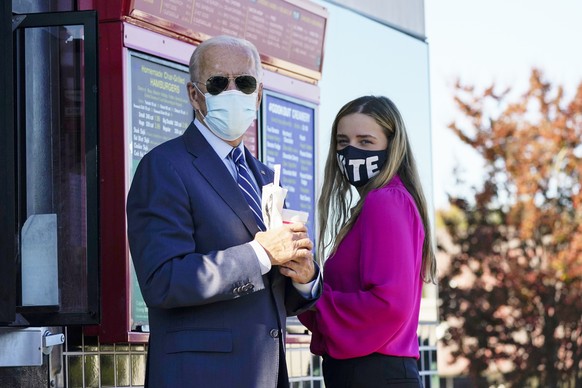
[128, 0, 327, 80]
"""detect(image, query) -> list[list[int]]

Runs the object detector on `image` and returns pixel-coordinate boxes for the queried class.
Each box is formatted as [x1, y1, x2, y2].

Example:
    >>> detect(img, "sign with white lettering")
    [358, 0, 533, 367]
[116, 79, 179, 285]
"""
[129, 53, 192, 176]
[127, 51, 261, 329]
[262, 92, 316, 244]
[129, 0, 327, 80]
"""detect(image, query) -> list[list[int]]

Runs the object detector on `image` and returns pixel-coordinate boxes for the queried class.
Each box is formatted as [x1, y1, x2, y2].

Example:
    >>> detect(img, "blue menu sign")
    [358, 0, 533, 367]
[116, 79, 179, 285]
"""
[262, 92, 316, 243]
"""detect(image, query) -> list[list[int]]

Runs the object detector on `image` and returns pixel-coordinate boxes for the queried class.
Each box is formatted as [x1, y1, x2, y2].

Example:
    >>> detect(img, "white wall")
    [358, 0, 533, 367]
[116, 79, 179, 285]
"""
[323, 0, 426, 38]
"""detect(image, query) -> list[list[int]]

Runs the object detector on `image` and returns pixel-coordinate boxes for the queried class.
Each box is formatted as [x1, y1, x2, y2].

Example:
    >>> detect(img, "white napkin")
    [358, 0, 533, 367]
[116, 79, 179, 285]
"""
[261, 164, 288, 230]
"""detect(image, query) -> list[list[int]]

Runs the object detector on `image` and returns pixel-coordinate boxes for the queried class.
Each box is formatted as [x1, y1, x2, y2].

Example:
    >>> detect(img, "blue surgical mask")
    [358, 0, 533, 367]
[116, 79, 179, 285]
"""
[201, 90, 258, 141]
[336, 145, 387, 187]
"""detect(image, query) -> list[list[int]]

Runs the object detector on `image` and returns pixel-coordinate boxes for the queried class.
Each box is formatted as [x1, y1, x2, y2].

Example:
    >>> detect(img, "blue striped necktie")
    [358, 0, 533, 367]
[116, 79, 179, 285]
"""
[230, 147, 266, 231]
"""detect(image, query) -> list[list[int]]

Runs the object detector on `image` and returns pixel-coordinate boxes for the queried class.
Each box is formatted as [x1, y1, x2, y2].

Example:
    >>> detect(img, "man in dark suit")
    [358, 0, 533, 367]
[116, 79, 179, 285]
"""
[126, 35, 320, 388]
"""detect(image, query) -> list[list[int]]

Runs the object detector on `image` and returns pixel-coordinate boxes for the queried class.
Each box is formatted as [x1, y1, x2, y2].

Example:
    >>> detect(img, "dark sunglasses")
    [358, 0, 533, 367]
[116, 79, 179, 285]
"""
[196, 75, 257, 96]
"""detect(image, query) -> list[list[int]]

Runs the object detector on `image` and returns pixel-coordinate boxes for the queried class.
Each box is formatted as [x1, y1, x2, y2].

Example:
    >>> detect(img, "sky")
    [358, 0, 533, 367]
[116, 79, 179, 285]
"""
[424, 0, 582, 208]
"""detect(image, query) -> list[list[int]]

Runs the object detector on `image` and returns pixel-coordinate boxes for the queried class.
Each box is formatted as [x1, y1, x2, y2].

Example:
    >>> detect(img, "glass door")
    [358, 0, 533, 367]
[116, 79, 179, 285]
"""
[9, 10, 99, 326]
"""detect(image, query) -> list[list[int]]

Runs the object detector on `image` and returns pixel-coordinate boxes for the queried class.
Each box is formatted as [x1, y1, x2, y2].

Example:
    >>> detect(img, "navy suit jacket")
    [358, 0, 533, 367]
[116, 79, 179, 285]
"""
[127, 123, 320, 388]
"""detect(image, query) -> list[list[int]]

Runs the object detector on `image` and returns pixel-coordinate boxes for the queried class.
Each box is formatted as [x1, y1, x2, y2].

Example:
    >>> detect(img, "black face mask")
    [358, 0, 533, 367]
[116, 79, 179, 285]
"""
[336, 145, 388, 187]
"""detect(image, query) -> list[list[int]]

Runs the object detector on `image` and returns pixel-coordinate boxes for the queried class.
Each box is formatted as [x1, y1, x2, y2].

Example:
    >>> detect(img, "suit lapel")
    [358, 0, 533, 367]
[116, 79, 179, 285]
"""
[182, 123, 273, 235]
[245, 148, 273, 188]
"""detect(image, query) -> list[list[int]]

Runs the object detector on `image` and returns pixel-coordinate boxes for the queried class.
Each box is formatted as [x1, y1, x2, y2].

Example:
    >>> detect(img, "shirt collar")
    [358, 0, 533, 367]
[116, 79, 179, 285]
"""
[194, 118, 245, 161]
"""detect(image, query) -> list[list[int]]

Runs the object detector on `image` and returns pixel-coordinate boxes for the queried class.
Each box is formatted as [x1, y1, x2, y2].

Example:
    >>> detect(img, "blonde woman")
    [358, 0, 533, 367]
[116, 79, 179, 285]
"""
[299, 95, 436, 387]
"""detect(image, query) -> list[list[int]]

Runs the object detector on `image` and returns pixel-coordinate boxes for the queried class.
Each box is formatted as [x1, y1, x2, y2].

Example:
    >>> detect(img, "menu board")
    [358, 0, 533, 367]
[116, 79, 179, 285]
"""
[128, 52, 193, 328]
[127, 51, 261, 329]
[129, 53, 192, 175]
[129, 0, 327, 78]
[262, 92, 316, 243]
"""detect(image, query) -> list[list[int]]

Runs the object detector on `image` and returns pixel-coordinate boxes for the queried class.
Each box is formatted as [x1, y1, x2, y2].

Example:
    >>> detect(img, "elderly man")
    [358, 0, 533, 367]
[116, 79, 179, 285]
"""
[127, 35, 320, 388]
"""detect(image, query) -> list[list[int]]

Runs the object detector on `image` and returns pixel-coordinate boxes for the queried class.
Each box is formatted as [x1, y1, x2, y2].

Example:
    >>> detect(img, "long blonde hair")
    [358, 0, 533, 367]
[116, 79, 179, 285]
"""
[318, 96, 437, 283]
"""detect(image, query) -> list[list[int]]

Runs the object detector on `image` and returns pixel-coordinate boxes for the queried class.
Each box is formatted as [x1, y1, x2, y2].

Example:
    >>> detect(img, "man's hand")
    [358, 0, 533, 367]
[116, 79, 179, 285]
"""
[254, 223, 314, 272]
[278, 254, 316, 284]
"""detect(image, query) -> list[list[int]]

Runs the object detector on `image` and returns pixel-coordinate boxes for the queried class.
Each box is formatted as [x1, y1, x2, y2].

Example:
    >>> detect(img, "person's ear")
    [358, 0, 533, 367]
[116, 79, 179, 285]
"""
[187, 82, 202, 111]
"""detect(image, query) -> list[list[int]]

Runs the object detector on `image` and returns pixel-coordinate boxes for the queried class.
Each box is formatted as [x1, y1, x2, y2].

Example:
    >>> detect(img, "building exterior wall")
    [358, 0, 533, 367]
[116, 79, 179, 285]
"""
[2, 0, 437, 386]
[323, 0, 426, 39]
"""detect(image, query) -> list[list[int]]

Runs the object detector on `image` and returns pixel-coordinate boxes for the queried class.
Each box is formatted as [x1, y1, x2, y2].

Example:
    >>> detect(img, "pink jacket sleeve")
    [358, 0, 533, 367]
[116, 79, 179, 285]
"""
[311, 188, 423, 358]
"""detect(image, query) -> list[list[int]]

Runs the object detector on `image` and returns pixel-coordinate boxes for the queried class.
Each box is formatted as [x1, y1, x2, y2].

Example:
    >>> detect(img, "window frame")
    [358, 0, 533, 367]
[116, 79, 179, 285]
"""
[4, 10, 99, 326]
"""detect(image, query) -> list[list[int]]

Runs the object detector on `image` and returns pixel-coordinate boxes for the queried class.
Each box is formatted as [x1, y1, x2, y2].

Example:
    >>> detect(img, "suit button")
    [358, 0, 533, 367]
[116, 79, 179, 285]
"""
[269, 329, 280, 338]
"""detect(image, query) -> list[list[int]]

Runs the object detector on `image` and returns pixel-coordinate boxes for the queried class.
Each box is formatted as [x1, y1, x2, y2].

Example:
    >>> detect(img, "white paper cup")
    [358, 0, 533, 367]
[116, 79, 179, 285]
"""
[281, 209, 309, 224]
